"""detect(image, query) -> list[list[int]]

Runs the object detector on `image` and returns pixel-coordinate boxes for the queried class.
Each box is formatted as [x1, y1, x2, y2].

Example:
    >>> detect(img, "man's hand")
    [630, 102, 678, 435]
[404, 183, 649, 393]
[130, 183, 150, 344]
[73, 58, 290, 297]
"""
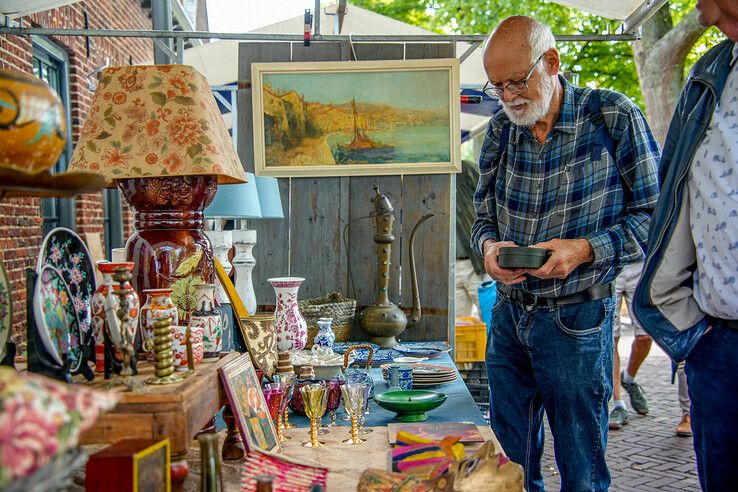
[483, 240, 526, 285]
[526, 238, 594, 280]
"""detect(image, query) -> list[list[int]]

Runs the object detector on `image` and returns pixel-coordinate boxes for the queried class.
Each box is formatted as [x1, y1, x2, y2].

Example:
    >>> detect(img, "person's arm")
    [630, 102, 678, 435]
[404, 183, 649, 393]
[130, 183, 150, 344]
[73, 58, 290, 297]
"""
[470, 120, 502, 258]
[584, 103, 661, 270]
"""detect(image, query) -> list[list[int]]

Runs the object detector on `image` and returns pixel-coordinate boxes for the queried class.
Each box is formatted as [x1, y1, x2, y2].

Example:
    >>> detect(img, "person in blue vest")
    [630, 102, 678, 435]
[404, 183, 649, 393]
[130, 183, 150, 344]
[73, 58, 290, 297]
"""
[470, 15, 661, 491]
[633, 2, 738, 490]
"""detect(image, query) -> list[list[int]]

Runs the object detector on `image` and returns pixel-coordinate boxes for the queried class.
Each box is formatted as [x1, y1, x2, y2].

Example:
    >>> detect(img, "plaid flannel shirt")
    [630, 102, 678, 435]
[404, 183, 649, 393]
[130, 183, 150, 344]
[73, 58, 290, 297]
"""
[470, 77, 661, 298]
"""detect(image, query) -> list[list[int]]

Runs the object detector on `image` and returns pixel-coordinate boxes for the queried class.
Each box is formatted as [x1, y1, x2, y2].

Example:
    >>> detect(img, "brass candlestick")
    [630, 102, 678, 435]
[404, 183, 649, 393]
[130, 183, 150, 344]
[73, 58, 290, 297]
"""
[146, 317, 183, 385]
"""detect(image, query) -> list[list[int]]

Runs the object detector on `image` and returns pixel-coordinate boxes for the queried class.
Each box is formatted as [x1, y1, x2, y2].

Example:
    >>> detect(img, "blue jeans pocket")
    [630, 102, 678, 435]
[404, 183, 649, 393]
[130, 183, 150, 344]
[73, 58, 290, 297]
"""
[555, 297, 613, 338]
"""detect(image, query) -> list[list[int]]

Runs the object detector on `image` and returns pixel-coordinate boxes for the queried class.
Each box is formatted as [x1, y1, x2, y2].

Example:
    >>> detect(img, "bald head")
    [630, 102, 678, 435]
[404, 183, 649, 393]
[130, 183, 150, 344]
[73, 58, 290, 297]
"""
[484, 16, 556, 71]
[482, 16, 561, 128]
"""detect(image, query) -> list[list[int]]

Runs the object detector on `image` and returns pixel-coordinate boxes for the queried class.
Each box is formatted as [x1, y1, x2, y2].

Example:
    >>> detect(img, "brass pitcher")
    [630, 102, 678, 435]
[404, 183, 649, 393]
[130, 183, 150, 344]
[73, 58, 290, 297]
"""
[357, 185, 434, 348]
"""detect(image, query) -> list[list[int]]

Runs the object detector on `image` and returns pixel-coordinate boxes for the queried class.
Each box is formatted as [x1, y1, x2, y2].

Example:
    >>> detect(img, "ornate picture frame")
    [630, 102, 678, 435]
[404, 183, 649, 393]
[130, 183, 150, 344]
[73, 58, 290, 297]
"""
[251, 58, 461, 177]
[219, 353, 281, 454]
[214, 259, 277, 377]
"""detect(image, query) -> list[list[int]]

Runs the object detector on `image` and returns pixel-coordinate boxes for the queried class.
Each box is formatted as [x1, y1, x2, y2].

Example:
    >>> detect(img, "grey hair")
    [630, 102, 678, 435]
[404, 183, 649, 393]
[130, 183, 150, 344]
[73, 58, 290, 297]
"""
[529, 21, 555, 64]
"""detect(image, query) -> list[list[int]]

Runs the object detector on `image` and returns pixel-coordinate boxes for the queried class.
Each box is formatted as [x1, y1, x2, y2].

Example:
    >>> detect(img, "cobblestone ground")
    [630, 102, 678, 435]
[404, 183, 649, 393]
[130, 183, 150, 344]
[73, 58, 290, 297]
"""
[542, 334, 700, 491]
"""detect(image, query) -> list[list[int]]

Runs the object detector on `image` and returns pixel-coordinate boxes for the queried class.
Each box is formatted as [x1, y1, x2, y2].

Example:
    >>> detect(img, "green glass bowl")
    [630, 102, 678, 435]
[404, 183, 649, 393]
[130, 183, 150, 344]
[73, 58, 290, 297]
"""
[374, 390, 448, 422]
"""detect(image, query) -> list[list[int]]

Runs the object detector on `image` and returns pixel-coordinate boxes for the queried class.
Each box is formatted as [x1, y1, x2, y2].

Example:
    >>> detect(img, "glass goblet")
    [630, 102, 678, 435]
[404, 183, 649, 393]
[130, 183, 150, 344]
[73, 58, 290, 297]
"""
[340, 383, 366, 445]
[274, 373, 297, 429]
[319, 379, 344, 434]
[262, 383, 284, 441]
[300, 383, 328, 448]
[358, 383, 373, 434]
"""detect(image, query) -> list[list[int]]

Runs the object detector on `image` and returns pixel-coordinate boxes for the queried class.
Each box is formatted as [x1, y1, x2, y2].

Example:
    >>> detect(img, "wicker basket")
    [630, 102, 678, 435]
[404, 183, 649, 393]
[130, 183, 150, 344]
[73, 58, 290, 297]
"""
[299, 292, 356, 347]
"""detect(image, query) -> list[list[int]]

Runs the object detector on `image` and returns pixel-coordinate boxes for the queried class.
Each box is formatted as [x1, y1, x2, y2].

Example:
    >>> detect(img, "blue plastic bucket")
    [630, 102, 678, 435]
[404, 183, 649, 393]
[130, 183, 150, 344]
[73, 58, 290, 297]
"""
[478, 280, 497, 337]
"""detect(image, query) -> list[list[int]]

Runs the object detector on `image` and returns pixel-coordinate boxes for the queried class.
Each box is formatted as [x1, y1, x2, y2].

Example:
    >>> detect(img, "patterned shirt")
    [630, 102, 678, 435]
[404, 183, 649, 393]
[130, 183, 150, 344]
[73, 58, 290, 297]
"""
[470, 76, 661, 298]
[688, 42, 738, 319]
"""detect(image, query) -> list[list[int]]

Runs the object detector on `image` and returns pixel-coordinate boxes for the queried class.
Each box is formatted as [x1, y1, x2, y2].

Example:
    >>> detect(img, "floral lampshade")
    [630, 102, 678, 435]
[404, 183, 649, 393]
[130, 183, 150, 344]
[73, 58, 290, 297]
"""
[68, 64, 245, 186]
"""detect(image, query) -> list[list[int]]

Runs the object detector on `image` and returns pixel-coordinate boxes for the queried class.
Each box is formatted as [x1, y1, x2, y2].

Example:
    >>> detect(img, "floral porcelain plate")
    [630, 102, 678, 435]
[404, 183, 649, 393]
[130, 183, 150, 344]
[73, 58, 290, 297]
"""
[33, 265, 83, 369]
[36, 228, 96, 345]
[0, 261, 11, 361]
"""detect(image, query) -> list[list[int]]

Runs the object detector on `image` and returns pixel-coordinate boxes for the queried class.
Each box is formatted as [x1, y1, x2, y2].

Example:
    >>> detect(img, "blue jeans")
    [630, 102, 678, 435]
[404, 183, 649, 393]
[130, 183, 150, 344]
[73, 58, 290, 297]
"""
[486, 291, 614, 492]
[685, 322, 738, 491]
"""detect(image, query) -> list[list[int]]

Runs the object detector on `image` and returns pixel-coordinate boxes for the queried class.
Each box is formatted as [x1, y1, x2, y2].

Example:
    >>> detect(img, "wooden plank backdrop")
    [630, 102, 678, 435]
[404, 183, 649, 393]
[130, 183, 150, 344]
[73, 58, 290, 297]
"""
[237, 41, 455, 342]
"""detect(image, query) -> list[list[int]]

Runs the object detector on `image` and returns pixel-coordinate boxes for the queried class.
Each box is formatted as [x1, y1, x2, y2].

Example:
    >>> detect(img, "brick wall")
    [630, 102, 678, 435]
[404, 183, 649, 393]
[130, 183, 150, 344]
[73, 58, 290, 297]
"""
[0, 0, 153, 350]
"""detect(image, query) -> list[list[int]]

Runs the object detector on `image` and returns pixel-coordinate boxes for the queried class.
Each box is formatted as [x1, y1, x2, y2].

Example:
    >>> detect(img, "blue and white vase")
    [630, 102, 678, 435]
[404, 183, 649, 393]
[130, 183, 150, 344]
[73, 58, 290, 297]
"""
[313, 317, 336, 351]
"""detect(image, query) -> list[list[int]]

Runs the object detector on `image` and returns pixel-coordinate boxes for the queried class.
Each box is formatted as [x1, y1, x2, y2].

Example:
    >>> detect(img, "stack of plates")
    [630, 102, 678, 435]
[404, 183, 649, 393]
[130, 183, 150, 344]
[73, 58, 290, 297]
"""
[381, 363, 458, 387]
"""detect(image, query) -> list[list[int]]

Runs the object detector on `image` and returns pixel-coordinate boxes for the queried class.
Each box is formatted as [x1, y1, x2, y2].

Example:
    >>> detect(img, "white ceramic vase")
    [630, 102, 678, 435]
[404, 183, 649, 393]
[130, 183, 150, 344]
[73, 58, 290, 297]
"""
[268, 277, 307, 352]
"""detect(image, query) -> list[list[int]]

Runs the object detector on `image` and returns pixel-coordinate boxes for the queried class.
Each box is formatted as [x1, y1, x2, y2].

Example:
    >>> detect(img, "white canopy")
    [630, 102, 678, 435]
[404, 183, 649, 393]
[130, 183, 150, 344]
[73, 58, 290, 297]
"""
[0, 0, 79, 17]
[553, 0, 647, 21]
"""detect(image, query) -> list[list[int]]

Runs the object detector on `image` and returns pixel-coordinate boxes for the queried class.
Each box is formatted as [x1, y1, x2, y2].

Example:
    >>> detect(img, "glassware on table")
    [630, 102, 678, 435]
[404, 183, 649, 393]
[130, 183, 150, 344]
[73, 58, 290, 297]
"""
[340, 383, 367, 445]
[319, 379, 344, 434]
[262, 383, 284, 441]
[274, 373, 297, 430]
[300, 383, 328, 448]
[272, 380, 293, 442]
[358, 383, 373, 434]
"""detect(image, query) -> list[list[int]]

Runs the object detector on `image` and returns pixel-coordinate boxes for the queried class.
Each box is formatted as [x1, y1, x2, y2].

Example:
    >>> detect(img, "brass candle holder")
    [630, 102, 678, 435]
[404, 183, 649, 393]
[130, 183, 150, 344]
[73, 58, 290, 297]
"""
[341, 383, 367, 445]
[300, 383, 328, 448]
[146, 316, 183, 385]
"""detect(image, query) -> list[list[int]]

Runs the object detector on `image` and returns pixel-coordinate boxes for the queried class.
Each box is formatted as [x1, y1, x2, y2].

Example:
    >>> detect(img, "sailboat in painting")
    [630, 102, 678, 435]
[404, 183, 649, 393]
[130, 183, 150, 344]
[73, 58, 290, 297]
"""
[332, 99, 395, 164]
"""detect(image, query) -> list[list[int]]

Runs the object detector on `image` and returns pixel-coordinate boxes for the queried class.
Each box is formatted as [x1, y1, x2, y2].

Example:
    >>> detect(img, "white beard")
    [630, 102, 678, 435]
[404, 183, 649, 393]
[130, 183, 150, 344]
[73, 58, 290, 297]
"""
[501, 72, 556, 128]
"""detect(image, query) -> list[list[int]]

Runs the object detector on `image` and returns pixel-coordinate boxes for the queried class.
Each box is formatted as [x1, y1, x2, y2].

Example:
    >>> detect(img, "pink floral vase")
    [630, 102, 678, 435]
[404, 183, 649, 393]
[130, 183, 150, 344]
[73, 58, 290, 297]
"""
[267, 277, 307, 352]
[189, 284, 222, 359]
[90, 261, 140, 372]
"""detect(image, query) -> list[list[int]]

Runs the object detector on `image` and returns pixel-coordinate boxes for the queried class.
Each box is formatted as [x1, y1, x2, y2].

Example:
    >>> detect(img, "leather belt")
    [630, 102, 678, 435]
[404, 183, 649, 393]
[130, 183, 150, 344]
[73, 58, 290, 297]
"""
[707, 316, 738, 331]
[498, 283, 613, 307]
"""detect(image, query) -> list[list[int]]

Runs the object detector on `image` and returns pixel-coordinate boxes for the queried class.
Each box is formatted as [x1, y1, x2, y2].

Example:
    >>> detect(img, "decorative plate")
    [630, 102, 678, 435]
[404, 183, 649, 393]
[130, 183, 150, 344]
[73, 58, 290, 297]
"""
[36, 228, 96, 345]
[0, 261, 11, 361]
[33, 265, 83, 369]
[393, 342, 452, 359]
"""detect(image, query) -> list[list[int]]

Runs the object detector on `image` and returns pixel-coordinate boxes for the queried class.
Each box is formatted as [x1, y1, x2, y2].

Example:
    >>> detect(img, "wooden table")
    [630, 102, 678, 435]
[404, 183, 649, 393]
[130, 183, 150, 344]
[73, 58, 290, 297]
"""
[79, 351, 243, 491]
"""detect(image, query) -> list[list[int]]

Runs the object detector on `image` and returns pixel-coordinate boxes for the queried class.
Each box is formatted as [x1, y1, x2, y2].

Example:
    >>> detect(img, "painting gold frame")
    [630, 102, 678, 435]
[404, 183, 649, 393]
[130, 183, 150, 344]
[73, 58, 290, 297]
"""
[220, 353, 282, 454]
[251, 58, 461, 178]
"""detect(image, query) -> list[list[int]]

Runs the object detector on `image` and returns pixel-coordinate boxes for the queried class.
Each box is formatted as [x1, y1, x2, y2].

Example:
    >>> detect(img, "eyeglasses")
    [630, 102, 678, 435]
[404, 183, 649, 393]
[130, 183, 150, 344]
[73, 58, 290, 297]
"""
[482, 52, 546, 100]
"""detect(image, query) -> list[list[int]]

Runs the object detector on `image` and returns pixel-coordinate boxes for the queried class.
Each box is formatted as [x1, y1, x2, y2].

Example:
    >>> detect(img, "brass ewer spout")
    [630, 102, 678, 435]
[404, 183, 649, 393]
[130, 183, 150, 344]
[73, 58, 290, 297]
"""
[357, 185, 434, 348]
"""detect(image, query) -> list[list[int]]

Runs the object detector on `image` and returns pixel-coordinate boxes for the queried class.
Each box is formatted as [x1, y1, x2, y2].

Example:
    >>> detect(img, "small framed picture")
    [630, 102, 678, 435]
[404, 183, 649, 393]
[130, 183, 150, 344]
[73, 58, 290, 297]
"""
[86, 438, 170, 492]
[219, 353, 281, 454]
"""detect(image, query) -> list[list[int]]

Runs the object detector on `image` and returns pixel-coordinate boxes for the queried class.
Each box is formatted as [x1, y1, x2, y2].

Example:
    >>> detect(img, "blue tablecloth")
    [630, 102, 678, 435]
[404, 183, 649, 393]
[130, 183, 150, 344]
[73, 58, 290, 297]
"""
[289, 353, 487, 427]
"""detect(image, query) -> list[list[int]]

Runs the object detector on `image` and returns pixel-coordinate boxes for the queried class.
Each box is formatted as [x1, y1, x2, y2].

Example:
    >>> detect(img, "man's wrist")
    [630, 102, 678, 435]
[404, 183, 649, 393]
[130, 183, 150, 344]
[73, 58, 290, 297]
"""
[578, 238, 595, 263]
[483, 240, 496, 257]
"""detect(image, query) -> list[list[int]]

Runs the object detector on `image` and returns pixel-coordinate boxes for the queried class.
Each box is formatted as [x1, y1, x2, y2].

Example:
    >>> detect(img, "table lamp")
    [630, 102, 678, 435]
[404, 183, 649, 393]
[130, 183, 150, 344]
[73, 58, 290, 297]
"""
[255, 176, 285, 219]
[204, 173, 262, 313]
[68, 65, 246, 302]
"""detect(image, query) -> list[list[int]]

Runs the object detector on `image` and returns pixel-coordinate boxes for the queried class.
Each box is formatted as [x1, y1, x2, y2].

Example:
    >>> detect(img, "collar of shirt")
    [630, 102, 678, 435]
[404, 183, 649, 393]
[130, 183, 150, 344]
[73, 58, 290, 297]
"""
[512, 75, 576, 145]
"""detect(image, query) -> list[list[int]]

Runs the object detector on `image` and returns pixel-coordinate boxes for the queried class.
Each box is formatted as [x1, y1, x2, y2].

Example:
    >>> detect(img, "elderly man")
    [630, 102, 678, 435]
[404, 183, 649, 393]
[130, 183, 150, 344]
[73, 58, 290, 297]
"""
[634, 2, 738, 490]
[470, 16, 661, 491]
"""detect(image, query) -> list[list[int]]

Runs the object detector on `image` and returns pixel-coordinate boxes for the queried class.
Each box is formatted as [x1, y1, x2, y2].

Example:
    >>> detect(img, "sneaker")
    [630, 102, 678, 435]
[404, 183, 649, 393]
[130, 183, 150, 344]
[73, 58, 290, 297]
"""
[621, 371, 649, 415]
[608, 406, 629, 430]
[676, 414, 693, 437]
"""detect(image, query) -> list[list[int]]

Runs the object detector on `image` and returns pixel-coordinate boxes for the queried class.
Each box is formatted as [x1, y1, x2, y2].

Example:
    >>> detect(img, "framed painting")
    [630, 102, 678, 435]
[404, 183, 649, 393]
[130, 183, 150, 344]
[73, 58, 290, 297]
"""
[219, 353, 281, 454]
[251, 58, 461, 177]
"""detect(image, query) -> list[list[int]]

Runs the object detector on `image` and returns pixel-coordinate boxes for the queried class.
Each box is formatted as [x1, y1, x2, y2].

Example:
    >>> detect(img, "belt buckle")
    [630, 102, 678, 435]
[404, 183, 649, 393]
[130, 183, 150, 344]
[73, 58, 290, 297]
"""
[521, 292, 538, 311]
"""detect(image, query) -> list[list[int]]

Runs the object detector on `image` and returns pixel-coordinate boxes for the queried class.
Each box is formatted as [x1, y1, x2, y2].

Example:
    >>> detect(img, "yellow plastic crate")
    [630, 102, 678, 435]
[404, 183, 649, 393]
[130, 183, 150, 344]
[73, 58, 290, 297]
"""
[454, 316, 487, 363]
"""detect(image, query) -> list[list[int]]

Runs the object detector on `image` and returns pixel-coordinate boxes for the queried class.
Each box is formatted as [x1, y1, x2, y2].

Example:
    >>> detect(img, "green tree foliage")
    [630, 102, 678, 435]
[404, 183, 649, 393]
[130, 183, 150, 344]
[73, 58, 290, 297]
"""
[351, 0, 724, 112]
